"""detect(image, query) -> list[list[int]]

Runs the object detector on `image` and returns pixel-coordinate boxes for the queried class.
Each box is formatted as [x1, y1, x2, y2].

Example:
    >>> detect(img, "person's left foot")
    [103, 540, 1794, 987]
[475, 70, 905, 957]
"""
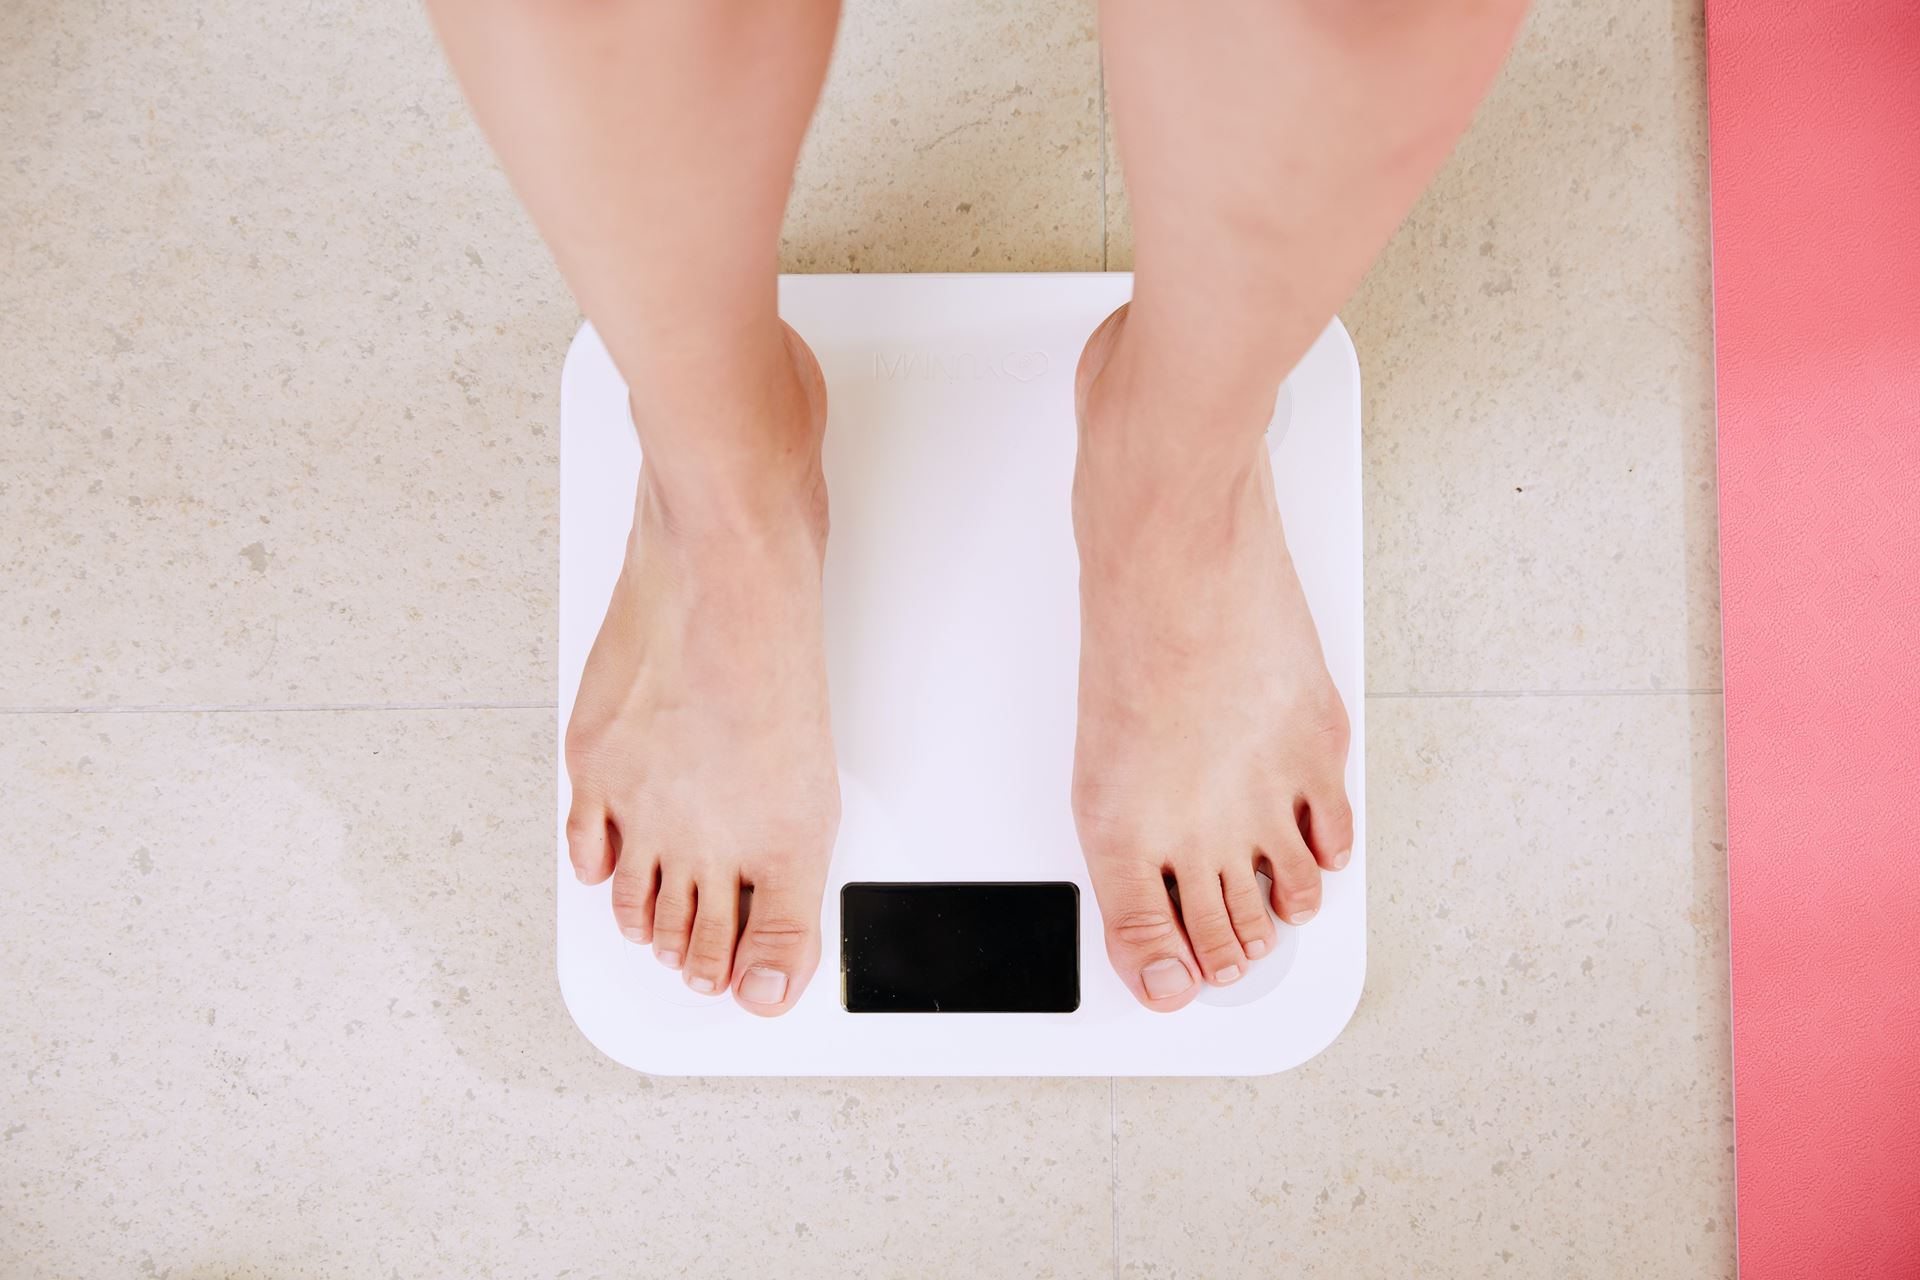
[1070, 305, 1354, 1012]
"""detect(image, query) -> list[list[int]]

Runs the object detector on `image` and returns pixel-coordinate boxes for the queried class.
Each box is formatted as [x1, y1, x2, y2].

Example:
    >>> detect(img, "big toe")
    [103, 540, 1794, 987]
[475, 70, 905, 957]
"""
[729, 871, 825, 1017]
[1089, 856, 1201, 1012]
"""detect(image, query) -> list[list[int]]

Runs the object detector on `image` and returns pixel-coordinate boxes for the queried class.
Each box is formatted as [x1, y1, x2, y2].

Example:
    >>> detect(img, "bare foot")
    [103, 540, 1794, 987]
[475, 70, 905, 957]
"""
[1071, 305, 1354, 1012]
[564, 323, 839, 1017]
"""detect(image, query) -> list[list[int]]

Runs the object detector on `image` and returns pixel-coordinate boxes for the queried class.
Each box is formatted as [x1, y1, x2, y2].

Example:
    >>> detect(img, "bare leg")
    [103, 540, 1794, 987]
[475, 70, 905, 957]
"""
[428, 0, 842, 1015]
[1078, 0, 1528, 1009]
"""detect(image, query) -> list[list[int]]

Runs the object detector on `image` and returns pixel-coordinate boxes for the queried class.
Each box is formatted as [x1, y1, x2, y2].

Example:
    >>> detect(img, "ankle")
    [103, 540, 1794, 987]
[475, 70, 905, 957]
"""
[1088, 301, 1289, 431]
[627, 321, 830, 548]
[1073, 442, 1265, 559]
[1081, 329, 1266, 493]
[1073, 306, 1287, 562]
[636, 455, 828, 557]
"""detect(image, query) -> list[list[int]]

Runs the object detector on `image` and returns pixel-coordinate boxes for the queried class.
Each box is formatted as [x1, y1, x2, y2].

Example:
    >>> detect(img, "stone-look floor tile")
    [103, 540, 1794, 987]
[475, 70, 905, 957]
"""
[785, 0, 1103, 274]
[2, 0, 1106, 711]
[1115, 693, 1734, 1278]
[2, 0, 575, 710]
[0, 710, 1113, 1278]
[1104, 0, 1719, 695]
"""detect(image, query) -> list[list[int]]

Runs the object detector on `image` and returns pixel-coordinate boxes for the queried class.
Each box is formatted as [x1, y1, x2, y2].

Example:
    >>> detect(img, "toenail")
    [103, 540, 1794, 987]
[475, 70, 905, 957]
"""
[687, 976, 716, 994]
[1331, 848, 1351, 870]
[658, 950, 682, 969]
[620, 927, 648, 944]
[1245, 938, 1269, 959]
[1215, 965, 1242, 985]
[740, 967, 788, 1005]
[1141, 958, 1193, 999]
[1290, 908, 1317, 926]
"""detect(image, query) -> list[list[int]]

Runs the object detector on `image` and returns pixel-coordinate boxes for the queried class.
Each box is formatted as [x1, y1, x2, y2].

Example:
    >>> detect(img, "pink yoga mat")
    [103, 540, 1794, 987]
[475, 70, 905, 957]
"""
[1708, 1, 1920, 1273]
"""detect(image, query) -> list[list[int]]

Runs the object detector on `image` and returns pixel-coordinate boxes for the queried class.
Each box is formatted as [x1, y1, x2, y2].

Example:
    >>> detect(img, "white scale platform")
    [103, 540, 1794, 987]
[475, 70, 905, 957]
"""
[557, 273, 1365, 1076]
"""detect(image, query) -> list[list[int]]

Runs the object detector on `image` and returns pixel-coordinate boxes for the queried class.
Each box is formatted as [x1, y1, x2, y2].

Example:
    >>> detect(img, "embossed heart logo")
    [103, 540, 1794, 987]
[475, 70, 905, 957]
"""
[1002, 350, 1051, 382]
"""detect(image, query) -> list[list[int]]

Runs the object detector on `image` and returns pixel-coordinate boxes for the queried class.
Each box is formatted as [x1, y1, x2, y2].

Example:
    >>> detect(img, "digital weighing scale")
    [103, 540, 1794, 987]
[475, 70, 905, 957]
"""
[556, 273, 1365, 1076]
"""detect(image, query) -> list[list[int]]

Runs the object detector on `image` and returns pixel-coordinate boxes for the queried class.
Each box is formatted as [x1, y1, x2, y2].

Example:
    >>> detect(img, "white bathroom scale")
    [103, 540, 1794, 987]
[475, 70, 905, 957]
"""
[556, 273, 1365, 1076]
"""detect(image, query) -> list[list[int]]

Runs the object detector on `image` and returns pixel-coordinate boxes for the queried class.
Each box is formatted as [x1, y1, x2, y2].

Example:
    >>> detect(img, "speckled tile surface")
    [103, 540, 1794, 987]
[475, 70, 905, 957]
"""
[3, 0, 1728, 1274]
[1107, 0, 1720, 696]
[0, 0, 571, 711]
[0, 710, 1114, 1277]
[787, 0, 1103, 274]
[1114, 694, 1734, 1278]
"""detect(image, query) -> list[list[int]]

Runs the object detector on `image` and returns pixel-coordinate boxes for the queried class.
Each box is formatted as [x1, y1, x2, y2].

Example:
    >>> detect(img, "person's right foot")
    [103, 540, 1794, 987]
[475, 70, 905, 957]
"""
[564, 322, 839, 1017]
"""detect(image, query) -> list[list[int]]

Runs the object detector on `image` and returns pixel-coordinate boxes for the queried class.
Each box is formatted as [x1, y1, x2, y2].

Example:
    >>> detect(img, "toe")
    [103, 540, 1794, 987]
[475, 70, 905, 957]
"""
[1299, 787, 1355, 872]
[729, 870, 824, 1017]
[1090, 857, 1201, 1011]
[565, 798, 616, 886]
[1263, 834, 1323, 926]
[649, 874, 695, 970]
[1221, 861, 1277, 960]
[682, 875, 740, 995]
[1173, 863, 1248, 985]
[607, 845, 657, 944]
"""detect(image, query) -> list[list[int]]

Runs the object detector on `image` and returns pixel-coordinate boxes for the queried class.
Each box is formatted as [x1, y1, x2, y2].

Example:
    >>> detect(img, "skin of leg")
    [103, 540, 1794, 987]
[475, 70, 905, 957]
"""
[1079, 0, 1530, 1010]
[426, 0, 843, 1014]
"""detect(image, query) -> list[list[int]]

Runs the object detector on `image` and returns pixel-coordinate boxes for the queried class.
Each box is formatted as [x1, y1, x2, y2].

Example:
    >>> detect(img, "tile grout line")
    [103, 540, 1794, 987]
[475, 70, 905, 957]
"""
[1096, 37, 1108, 273]
[0, 688, 1724, 718]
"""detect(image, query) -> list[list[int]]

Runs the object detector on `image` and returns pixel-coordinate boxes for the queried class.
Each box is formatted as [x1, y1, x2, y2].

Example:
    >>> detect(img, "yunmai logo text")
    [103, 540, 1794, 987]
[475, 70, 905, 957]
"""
[872, 348, 1052, 383]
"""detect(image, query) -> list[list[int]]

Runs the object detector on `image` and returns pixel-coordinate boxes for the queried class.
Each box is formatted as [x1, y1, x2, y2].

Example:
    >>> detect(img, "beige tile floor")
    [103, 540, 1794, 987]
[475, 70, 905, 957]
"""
[1, 0, 1730, 1275]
